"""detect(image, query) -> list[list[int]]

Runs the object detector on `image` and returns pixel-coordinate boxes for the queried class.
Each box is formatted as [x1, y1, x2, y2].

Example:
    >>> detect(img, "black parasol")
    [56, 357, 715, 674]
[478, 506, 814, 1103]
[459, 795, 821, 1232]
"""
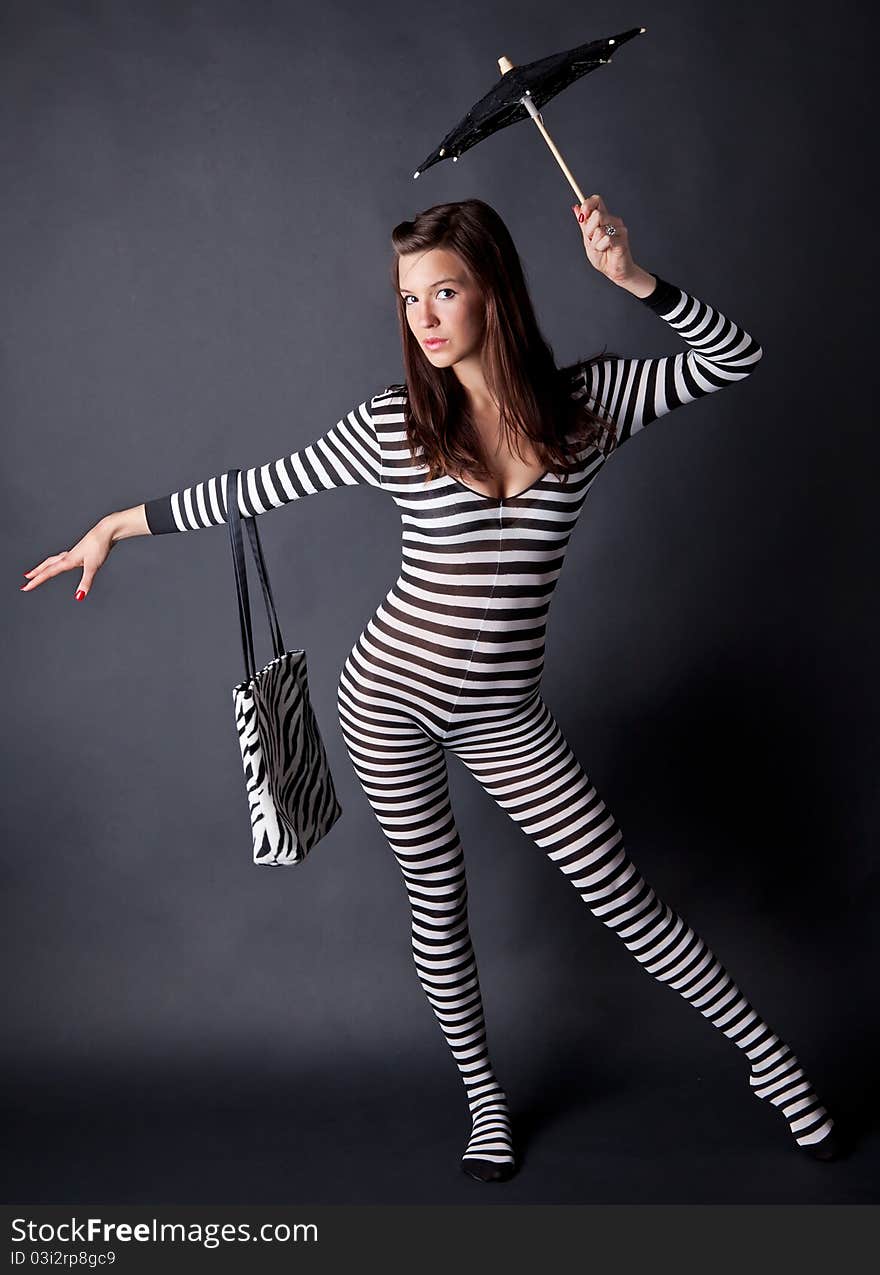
[413, 27, 647, 203]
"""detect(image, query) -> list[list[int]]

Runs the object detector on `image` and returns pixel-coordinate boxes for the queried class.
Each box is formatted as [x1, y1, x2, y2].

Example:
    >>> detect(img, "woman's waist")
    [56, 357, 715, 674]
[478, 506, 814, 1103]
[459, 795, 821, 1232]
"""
[373, 589, 551, 643]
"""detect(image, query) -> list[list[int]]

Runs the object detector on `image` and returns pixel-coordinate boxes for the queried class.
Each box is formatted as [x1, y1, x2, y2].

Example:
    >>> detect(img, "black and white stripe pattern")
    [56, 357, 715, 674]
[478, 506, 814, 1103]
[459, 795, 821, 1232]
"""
[145, 275, 835, 1166]
[233, 650, 342, 865]
[143, 399, 383, 534]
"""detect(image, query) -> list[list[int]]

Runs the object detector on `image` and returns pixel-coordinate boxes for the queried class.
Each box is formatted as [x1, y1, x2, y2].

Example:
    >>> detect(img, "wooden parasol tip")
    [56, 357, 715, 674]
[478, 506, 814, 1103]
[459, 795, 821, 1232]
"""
[498, 55, 514, 74]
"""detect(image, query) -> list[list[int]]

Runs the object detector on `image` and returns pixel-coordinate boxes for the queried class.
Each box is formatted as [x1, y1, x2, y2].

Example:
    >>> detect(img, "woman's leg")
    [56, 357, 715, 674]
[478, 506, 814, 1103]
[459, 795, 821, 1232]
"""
[336, 690, 516, 1180]
[444, 693, 835, 1152]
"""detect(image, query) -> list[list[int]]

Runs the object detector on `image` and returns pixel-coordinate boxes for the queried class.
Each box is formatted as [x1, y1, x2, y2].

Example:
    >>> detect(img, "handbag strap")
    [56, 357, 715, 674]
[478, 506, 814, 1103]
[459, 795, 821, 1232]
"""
[225, 469, 286, 683]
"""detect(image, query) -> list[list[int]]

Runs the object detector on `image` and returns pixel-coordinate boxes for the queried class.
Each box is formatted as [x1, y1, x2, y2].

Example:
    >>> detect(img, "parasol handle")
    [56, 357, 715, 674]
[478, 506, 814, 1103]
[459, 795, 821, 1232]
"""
[498, 55, 586, 205]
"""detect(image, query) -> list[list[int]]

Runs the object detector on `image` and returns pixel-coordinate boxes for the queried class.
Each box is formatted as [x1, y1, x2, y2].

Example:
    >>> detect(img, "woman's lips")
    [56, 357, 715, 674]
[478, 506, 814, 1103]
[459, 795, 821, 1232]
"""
[423, 338, 447, 349]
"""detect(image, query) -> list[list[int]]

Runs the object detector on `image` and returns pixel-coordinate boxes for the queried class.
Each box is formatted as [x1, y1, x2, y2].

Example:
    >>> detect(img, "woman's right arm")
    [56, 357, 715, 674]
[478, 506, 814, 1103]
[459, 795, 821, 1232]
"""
[143, 396, 383, 534]
[21, 393, 384, 598]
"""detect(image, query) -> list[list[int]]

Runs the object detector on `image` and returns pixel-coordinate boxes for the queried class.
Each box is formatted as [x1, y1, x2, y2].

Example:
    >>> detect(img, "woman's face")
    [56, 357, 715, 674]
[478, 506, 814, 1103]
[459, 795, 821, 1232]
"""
[397, 247, 485, 368]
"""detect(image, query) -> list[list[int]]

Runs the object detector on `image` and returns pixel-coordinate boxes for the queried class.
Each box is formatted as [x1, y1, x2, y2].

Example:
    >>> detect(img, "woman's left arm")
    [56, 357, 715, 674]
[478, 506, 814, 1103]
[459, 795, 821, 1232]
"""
[571, 194, 763, 452]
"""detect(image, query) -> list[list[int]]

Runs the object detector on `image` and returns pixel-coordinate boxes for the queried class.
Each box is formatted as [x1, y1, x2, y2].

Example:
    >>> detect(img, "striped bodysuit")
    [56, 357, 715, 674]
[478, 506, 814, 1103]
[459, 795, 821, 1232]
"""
[144, 273, 835, 1174]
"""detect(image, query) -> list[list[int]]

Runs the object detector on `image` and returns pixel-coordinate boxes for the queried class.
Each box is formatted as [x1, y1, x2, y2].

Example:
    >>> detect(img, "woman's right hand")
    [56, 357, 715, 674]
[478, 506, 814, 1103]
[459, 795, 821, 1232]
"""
[21, 518, 119, 600]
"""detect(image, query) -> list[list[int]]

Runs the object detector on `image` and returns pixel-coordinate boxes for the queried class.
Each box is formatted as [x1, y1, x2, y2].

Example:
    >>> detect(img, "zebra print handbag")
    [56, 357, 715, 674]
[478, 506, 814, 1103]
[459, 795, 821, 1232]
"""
[225, 469, 342, 865]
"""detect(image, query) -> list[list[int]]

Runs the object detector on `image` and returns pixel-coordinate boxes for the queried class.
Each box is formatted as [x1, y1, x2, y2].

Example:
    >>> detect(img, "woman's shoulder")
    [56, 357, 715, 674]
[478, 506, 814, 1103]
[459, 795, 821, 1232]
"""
[550, 361, 592, 415]
[557, 357, 599, 391]
[369, 384, 409, 437]
[373, 381, 408, 402]
[367, 383, 408, 421]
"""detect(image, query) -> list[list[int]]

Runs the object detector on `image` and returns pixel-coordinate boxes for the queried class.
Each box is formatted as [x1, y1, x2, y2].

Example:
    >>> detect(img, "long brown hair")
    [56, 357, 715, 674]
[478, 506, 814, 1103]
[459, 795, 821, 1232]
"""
[388, 198, 621, 485]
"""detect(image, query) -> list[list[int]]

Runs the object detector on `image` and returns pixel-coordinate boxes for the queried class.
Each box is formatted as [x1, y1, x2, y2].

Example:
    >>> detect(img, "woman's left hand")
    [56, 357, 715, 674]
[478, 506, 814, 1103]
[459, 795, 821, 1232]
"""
[572, 194, 638, 287]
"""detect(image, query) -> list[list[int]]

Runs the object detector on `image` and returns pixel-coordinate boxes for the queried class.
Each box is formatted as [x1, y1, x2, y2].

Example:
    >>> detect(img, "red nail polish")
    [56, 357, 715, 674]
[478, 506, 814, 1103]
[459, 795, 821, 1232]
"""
[75, 590, 85, 600]
[578, 213, 585, 222]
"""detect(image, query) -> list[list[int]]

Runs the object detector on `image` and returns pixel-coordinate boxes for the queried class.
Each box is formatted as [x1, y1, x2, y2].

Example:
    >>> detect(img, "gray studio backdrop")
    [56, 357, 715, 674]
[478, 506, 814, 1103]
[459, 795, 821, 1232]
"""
[3, 0, 876, 1204]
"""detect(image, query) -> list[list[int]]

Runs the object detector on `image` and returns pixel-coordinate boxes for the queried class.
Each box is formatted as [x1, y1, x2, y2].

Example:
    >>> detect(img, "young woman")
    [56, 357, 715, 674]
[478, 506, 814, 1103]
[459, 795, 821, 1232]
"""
[22, 195, 845, 1181]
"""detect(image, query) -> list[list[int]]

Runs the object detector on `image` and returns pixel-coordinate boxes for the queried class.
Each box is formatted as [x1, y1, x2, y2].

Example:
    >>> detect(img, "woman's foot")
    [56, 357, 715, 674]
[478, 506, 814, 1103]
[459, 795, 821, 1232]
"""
[460, 1085, 517, 1182]
[797, 1120, 851, 1161]
[461, 1156, 517, 1182]
[748, 1043, 846, 1157]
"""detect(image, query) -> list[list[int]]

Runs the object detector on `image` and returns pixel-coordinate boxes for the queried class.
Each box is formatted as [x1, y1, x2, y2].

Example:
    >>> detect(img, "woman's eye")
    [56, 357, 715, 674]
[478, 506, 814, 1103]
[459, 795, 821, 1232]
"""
[404, 289, 456, 305]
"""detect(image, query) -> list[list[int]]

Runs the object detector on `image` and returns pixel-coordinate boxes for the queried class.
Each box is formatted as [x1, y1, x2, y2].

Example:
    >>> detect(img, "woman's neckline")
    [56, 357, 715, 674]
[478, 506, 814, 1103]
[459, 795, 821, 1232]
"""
[447, 470, 552, 502]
